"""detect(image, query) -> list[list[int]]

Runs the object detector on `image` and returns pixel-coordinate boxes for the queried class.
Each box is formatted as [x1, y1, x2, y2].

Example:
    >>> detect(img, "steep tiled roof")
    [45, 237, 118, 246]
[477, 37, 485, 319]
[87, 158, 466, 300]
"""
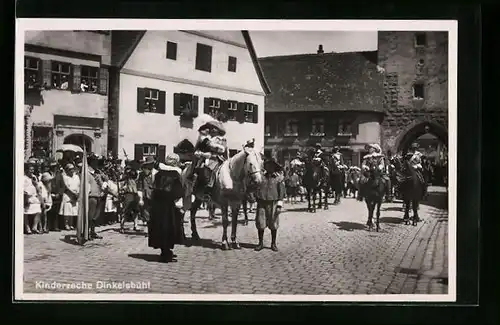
[259, 51, 384, 112]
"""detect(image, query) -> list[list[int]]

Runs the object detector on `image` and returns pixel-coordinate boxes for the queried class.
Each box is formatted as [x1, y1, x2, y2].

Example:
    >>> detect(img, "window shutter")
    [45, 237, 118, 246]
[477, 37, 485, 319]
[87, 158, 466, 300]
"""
[220, 100, 228, 116]
[37, 59, 44, 85]
[42, 60, 52, 88]
[236, 101, 245, 123]
[252, 104, 258, 123]
[157, 145, 166, 163]
[134, 144, 143, 161]
[173, 93, 181, 116]
[99, 67, 109, 95]
[203, 97, 211, 114]
[72, 65, 81, 92]
[191, 95, 199, 117]
[352, 151, 360, 166]
[157, 90, 166, 114]
[352, 120, 359, 136]
[137, 88, 145, 113]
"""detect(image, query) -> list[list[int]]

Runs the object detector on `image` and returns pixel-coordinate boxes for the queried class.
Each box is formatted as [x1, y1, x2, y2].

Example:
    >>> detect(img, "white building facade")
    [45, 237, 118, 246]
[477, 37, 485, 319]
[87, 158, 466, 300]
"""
[109, 30, 270, 162]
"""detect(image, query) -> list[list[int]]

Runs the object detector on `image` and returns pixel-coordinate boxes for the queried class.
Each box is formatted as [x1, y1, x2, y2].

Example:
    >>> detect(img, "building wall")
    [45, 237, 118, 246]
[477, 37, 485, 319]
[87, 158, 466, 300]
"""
[30, 90, 109, 155]
[264, 111, 382, 166]
[25, 31, 111, 65]
[118, 73, 265, 160]
[24, 31, 111, 157]
[377, 31, 448, 153]
[123, 30, 264, 95]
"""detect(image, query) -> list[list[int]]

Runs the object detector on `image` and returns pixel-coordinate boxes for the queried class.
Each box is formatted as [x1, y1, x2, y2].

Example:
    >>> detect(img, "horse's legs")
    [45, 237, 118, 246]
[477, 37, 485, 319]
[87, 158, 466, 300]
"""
[412, 198, 420, 226]
[230, 204, 241, 249]
[242, 199, 249, 226]
[376, 200, 381, 232]
[189, 199, 202, 240]
[221, 204, 230, 250]
[323, 187, 329, 210]
[311, 190, 317, 212]
[365, 200, 373, 229]
[403, 199, 410, 225]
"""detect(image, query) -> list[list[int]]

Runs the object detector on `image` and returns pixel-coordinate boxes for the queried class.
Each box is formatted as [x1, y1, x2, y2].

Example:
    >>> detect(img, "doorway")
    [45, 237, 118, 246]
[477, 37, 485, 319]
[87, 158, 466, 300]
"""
[64, 133, 93, 152]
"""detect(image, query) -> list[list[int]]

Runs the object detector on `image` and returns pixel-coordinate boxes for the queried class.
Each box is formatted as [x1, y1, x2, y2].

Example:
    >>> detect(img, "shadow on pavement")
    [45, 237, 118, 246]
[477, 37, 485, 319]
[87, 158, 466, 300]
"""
[283, 207, 309, 213]
[420, 191, 448, 210]
[183, 238, 257, 250]
[330, 221, 366, 231]
[183, 238, 219, 249]
[382, 206, 403, 212]
[379, 217, 404, 224]
[110, 228, 148, 237]
[128, 253, 161, 262]
[60, 234, 81, 246]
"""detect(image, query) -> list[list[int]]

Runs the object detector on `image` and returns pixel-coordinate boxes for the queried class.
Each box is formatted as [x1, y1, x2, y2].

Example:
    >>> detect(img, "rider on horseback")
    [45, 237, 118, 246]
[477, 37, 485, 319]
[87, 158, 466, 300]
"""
[312, 143, 323, 164]
[361, 143, 392, 201]
[332, 146, 344, 167]
[406, 142, 427, 195]
[193, 121, 228, 193]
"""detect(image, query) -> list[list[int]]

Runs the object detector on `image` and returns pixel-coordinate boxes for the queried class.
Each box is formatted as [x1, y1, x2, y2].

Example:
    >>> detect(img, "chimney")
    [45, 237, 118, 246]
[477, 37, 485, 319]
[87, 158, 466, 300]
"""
[317, 44, 324, 54]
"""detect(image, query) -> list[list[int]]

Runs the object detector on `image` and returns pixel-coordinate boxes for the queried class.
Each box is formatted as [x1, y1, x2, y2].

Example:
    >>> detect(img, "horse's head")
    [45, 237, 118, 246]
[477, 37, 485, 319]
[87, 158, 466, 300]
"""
[229, 145, 263, 187]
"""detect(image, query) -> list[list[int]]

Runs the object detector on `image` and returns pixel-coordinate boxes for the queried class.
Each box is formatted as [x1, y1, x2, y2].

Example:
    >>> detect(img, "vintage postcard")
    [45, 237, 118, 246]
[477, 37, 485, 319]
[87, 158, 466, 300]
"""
[15, 19, 457, 302]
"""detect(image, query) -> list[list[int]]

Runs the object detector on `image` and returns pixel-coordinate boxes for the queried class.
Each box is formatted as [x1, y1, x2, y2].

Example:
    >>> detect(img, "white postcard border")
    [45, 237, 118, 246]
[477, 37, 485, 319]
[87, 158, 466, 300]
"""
[15, 19, 458, 302]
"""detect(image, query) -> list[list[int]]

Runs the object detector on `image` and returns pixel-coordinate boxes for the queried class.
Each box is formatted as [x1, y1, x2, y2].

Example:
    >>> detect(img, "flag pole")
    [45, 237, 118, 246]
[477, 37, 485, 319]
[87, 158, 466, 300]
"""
[76, 136, 89, 245]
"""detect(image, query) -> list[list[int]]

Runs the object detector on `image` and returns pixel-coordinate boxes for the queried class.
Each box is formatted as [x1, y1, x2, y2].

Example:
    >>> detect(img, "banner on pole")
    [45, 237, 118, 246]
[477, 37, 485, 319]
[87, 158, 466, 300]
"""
[76, 144, 89, 245]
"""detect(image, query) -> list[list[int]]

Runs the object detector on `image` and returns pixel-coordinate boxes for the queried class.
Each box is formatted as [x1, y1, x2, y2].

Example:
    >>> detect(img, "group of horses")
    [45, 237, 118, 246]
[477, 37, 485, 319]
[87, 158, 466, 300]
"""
[172, 146, 426, 250]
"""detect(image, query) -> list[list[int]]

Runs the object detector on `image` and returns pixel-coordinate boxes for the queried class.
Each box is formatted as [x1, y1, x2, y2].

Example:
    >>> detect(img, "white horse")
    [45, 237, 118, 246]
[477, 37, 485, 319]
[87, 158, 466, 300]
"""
[181, 145, 263, 250]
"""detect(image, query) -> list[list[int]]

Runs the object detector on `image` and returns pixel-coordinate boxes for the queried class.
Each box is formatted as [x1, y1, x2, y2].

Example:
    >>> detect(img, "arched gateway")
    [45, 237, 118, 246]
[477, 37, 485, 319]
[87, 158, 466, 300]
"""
[64, 133, 93, 152]
[395, 120, 448, 153]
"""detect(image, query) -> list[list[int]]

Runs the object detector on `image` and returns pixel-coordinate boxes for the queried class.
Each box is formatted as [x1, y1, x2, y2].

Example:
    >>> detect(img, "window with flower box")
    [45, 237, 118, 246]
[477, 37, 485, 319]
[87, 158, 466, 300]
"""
[337, 119, 353, 136]
[310, 118, 325, 136]
[243, 103, 254, 123]
[285, 118, 299, 136]
[134, 143, 166, 163]
[136, 87, 166, 114]
[80, 66, 99, 93]
[227, 101, 238, 121]
[265, 123, 271, 137]
[51, 61, 72, 90]
[24, 57, 41, 90]
[174, 93, 199, 118]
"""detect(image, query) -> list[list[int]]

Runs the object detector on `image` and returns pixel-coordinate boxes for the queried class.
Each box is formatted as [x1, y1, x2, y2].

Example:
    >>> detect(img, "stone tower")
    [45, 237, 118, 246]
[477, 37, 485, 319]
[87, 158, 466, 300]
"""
[377, 31, 449, 154]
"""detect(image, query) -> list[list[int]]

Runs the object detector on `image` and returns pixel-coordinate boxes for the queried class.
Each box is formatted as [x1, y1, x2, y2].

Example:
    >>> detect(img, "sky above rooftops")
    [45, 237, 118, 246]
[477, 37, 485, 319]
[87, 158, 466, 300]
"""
[249, 31, 378, 58]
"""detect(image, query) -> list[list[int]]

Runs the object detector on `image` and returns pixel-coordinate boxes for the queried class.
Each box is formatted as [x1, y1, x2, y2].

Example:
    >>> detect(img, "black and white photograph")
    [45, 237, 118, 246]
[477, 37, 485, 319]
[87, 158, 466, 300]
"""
[15, 20, 457, 301]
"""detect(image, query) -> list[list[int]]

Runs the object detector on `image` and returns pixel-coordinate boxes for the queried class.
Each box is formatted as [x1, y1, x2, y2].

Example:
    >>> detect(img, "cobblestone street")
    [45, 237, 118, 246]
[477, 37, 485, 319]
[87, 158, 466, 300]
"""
[22, 187, 449, 295]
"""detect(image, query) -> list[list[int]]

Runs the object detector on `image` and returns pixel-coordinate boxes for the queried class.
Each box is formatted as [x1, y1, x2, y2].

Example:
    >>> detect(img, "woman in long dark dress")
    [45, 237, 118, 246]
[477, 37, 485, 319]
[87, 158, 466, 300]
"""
[148, 153, 185, 263]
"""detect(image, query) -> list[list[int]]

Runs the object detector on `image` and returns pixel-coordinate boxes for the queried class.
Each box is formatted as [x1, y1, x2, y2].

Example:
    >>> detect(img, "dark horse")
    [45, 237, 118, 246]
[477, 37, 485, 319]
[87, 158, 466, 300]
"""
[359, 161, 387, 232]
[391, 155, 424, 226]
[326, 157, 343, 205]
[301, 155, 329, 212]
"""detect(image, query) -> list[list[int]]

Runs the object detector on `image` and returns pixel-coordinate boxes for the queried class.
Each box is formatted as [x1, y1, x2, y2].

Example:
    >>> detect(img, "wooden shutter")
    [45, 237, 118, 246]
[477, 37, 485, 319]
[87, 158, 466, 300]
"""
[191, 95, 199, 117]
[42, 60, 52, 88]
[173, 93, 181, 116]
[134, 144, 143, 161]
[137, 88, 145, 113]
[37, 59, 44, 86]
[157, 145, 166, 163]
[99, 67, 109, 95]
[72, 65, 81, 92]
[252, 104, 258, 123]
[203, 97, 211, 114]
[352, 151, 360, 167]
[220, 100, 228, 116]
[235, 102, 245, 123]
[157, 90, 166, 114]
